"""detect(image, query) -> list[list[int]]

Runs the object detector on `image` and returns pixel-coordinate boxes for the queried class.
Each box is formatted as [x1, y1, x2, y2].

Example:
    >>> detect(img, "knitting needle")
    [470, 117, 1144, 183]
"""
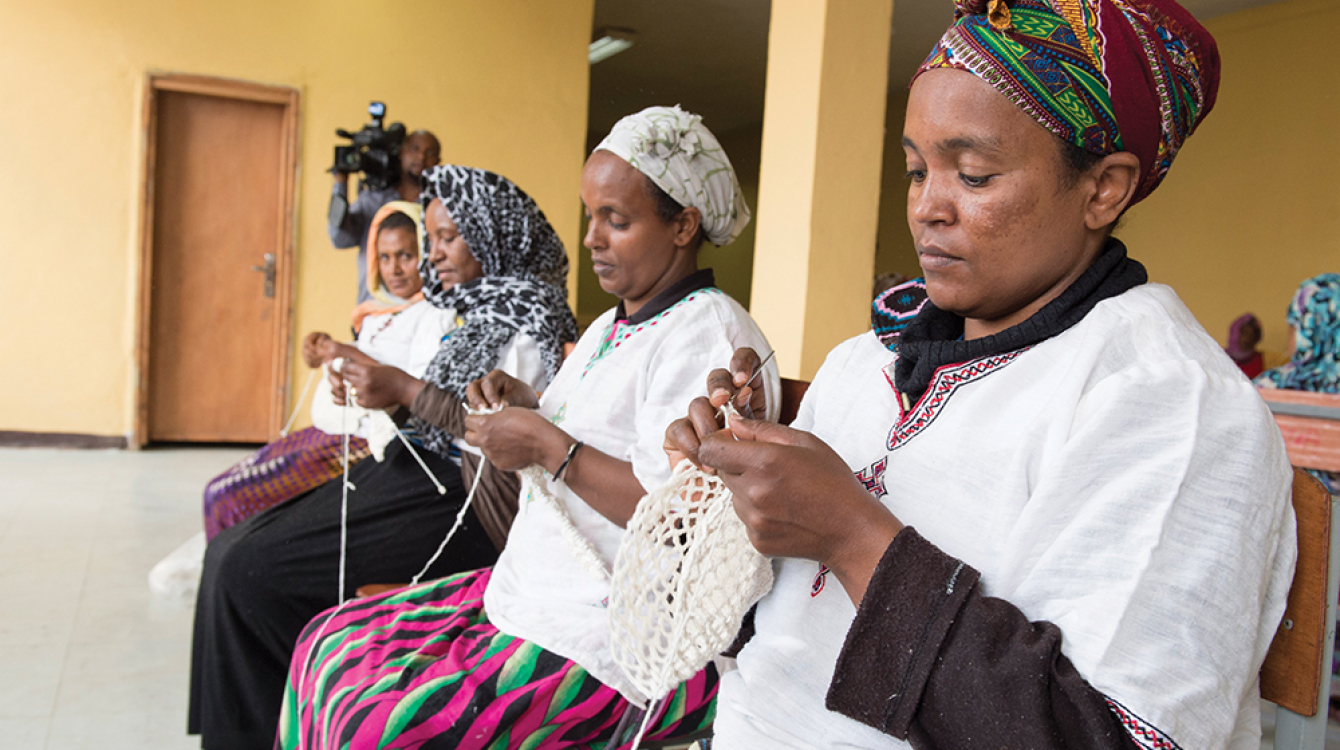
[731, 350, 775, 421]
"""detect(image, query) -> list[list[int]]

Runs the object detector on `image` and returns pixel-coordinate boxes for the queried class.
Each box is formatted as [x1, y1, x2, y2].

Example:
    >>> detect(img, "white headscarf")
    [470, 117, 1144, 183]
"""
[595, 105, 751, 247]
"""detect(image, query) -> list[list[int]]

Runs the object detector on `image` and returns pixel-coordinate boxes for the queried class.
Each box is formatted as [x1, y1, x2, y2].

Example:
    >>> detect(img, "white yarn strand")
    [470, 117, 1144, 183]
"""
[295, 379, 360, 749]
[393, 427, 448, 495]
[280, 369, 320, 437]
[337, 382, 356, 604]
[410, 455, 487, 585]
[629, 694, 662, 750]
[406, 404, 500, 586]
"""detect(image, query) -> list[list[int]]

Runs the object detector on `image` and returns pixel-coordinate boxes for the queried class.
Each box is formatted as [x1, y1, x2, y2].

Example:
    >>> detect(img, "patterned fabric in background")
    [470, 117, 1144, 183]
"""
[412, 165, 578, 456]
[872, 278, 929, 350]
[1257, 273, 1340, 494]
[279, 569, 718, 750]
[595, 105, 751, 247]
[201, 427, 370, 541]
[915, 0, 1220, 205]
[1256, 273, 1340, 393]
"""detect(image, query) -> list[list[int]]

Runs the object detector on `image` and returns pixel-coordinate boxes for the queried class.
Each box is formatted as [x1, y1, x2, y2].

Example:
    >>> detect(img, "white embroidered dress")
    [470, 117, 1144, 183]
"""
[714, 284, 1297, 749]
[485, 287, 780, 703]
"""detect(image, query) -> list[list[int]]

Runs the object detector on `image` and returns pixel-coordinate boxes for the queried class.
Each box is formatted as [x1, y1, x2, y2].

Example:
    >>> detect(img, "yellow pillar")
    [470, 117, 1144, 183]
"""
[749, 0, 893, 380]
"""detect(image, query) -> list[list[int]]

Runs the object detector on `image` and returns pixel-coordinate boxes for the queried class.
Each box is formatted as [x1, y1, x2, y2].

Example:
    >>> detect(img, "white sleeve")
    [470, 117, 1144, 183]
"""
[1001, 360, 1296, 749]
[404, 309, 458, 379]
[789, 333, 868, 434]
[493, 332, 549, 393]
[627, 310, 778, 494]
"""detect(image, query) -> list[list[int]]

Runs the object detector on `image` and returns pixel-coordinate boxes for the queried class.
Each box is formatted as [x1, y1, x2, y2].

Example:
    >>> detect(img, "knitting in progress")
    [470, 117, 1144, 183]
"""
[309, 362, 406, 464]
[608, 455, 773, 744]
[519, 462, 613, 580]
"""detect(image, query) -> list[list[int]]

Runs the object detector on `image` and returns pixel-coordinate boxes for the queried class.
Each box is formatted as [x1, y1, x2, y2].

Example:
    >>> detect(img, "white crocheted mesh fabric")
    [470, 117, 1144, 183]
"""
[609, 460, 774, 704]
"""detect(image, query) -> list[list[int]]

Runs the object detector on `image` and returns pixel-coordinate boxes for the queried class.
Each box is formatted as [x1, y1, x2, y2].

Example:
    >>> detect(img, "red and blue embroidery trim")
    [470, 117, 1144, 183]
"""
[811, 564, 830, 597]
[1105, 697, 1181, 750]
[887, 348, 1028, 451]
[855, 457, 888, 500]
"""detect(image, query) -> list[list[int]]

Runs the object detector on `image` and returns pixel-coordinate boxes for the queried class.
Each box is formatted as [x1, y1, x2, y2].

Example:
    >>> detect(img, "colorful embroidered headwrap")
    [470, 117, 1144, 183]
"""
[595, 105, 751, 247]
[914, 0, 1219, 205]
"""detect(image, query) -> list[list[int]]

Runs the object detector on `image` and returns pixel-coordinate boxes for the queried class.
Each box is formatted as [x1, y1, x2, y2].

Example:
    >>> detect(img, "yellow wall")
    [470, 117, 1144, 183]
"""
[1118, 0, 1338, 354]
[0, 0, 593, 439]
[876, 0, 1339, 352]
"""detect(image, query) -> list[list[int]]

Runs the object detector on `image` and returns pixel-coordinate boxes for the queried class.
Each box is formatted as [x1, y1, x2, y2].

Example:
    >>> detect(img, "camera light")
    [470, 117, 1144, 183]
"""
[589, 28, 635, 64]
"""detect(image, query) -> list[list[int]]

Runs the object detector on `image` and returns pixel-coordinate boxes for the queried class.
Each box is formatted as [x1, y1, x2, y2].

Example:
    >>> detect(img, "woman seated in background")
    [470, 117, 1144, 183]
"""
[277, 106, 779, 750]
[1224, 312, 1265, 379]
[201, 203, 449, 540]
[189, 165, 577, 750]
[666, 1, 1295, 747]
[1257, 272, 1340, 491]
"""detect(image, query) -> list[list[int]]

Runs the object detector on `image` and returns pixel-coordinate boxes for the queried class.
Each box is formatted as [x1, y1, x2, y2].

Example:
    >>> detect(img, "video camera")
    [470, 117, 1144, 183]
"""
[332, 102, 407, 191]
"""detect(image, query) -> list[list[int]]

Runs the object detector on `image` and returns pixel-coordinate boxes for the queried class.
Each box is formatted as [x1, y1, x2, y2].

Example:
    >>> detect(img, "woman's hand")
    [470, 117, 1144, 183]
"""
[698, 416, 903, 604]
[663, 347, 769, 471]
[465, 370, 540, 411]
[463, 408, 571, 472]
[339, 361, 423, 410]
[303, 332, 336, 368]
[327, 363, 348, 406]
[664, 397, 727, 472]
[708, 347, 769, 417]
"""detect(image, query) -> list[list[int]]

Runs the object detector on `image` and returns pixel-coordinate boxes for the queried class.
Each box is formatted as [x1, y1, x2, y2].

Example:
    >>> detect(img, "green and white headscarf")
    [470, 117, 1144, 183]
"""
[595, 105, 750, 247]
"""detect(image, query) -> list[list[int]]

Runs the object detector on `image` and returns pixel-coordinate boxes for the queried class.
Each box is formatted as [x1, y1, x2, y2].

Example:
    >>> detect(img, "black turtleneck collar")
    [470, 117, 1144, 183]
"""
[616, 268, 717, 325]
[894, 238, 1147, 402]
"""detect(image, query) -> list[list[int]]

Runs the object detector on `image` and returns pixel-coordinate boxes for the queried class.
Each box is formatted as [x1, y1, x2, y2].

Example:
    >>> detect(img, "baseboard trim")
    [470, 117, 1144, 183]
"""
[0, 431, 129, 449]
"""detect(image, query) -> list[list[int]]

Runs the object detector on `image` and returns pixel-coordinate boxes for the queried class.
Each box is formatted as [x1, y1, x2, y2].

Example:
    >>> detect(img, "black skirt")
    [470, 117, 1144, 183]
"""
[187, 439, 499, 750]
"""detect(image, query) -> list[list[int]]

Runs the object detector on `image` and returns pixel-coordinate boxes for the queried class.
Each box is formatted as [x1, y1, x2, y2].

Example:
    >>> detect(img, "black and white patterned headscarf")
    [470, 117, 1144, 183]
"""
[410, 165, 578, 455]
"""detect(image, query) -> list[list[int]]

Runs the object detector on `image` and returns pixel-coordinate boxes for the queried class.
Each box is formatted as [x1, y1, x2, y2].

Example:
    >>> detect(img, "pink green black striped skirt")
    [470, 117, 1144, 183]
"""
[279, 568, 717, 749]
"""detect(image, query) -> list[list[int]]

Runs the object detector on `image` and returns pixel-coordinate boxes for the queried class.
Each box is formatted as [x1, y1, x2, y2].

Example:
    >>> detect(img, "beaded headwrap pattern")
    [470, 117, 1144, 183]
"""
[915, 0, 1220, 204]
[595, 106, 751, 246]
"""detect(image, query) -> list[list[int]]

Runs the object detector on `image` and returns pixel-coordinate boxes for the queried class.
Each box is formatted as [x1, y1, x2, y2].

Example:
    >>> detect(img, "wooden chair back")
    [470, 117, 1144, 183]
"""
[1260, 469, 1333, 715]
[778, 378, 810, 426]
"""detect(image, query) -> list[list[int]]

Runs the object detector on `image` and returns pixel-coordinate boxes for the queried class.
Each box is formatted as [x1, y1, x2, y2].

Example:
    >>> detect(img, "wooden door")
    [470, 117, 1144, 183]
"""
[140, 79, 297, 443]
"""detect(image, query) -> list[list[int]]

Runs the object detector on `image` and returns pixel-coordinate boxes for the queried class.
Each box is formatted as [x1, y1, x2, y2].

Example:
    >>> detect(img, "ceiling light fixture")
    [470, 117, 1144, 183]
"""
[589, 27, 635, 64]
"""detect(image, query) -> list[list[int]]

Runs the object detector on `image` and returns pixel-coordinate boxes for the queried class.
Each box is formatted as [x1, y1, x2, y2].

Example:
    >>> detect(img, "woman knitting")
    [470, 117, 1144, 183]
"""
[189, 165, 577, 750]
[200, 203, 449, 540]
[276, 106, 780, 750]
[668, 1, 1296, 747]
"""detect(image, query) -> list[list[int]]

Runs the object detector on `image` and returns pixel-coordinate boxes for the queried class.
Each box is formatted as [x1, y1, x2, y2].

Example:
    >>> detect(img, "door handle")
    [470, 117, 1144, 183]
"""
[250, 252, 276, 299]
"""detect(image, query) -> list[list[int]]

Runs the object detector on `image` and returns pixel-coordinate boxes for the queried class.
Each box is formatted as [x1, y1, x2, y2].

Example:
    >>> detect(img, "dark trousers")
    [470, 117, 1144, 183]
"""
[187, 440, 499, 750]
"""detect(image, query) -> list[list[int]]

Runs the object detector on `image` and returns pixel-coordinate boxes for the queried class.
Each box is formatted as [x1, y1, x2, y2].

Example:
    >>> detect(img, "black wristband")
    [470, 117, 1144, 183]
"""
[553, 440, 583, 482]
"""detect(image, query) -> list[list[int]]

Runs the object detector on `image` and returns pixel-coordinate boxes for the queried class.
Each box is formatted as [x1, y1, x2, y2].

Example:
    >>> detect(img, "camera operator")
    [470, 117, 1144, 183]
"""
[329, 129, 441, 303]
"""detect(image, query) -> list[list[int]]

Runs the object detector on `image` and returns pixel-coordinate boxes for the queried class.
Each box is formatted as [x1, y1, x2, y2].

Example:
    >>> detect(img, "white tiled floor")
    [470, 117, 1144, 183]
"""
[0, 446, 250, 750]
[2, 445, 1340, 749]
